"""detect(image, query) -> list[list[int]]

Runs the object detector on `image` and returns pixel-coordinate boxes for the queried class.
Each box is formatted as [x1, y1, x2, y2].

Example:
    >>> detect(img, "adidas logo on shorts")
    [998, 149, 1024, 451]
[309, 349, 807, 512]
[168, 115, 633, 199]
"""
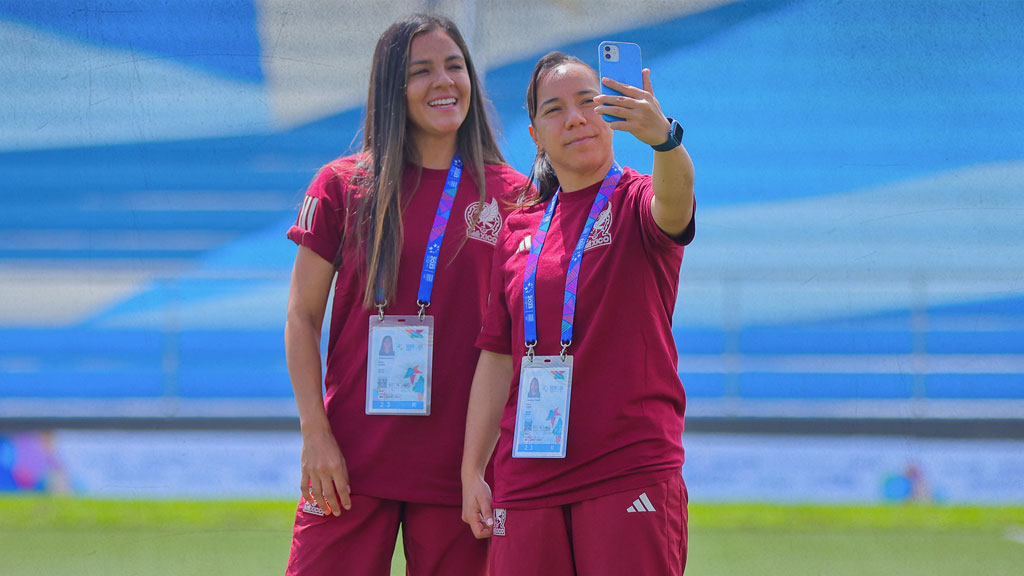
[626, 492, 657, 513]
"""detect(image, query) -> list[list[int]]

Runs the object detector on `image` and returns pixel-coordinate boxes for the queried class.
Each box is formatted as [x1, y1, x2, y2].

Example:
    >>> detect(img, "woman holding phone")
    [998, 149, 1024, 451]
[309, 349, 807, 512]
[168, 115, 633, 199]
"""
[461, 50, 695, 575]
[284, 14, 527, 576]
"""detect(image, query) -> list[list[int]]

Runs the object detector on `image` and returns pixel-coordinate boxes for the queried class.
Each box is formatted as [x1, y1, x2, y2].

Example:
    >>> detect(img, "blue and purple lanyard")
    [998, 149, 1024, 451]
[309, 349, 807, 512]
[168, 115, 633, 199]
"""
[376, 154, 463, 319]
[522, 162, 622, 359]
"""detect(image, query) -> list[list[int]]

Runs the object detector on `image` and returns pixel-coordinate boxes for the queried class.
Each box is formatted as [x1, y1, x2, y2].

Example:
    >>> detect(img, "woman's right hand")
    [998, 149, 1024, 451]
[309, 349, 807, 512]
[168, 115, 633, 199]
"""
[300, 426, 351, 517]
[461, 351, 512, 539]
[462, 473, 495, 539]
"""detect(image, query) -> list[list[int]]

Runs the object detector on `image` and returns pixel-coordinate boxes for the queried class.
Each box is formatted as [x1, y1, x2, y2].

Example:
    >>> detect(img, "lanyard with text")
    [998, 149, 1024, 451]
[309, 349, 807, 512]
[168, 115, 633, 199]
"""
[373, 154, 464, 320]
[522, 162, 622, 360]
[513, 162, 621, 458]
[365, 154, 462, 416]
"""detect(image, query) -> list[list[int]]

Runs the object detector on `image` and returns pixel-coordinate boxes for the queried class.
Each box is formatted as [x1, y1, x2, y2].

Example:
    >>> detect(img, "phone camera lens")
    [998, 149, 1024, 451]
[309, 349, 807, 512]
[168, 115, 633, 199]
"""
[604, 53, 611, 59]
[604, 46, 611, 51]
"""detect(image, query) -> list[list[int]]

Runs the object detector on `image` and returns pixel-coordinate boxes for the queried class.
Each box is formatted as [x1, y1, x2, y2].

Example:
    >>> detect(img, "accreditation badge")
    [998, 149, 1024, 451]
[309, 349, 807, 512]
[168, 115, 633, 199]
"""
[512, 355, 573, 458]
[366, 315, 433, 415]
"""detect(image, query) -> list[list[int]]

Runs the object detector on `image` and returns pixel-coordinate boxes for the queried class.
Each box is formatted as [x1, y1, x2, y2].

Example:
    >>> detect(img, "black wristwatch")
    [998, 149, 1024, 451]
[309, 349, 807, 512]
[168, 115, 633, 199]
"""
[651, 117, 684, 152]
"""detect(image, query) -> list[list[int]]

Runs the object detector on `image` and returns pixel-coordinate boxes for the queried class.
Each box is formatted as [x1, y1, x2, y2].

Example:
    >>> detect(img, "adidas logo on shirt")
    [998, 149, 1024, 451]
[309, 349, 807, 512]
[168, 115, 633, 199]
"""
[626, 492, 657, 513]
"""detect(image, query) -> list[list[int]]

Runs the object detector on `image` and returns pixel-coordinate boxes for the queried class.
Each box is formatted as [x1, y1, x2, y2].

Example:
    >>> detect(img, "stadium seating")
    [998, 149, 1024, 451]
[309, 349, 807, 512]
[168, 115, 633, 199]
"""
[2, 0, 1022, 420]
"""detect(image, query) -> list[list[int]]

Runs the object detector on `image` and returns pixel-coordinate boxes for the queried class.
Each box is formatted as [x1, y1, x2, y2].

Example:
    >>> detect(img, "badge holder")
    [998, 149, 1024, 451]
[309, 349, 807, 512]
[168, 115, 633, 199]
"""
[512, 350, 573, 458]
[366, 308, 433, 415]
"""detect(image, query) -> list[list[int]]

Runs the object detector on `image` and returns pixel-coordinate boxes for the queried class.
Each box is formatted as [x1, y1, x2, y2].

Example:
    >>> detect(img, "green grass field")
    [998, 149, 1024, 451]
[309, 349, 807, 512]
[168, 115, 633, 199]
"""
[1, 497, 1022, 575]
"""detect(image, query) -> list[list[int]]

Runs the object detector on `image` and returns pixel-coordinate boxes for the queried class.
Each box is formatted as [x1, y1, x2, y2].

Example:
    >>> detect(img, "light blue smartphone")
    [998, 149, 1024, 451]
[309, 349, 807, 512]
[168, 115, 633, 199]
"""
[598, 41, 642, 122]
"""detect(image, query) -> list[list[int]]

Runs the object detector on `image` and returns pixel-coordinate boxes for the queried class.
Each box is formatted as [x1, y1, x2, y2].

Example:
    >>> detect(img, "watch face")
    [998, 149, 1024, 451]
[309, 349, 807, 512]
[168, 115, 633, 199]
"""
[652, 118, 683, 151]
[670, 120, 684, 143]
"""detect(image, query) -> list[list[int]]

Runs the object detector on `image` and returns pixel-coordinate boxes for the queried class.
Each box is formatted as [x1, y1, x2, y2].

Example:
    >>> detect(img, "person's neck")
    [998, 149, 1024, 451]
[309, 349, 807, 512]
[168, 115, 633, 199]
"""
[555, 157, 615, 193]
[412, 133, 458, 170]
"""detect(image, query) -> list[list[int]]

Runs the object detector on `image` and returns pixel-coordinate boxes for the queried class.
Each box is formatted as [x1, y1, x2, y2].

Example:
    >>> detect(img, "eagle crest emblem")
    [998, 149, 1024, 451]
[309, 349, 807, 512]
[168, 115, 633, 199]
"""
[584, 202, 613, 251]
[465, 198, 502, 245]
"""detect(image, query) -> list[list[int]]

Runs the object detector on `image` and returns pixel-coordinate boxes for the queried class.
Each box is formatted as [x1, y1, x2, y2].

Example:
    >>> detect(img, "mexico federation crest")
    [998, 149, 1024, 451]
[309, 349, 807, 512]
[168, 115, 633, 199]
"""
[584, 202, 612, 251]
[466, 199, 502, 245]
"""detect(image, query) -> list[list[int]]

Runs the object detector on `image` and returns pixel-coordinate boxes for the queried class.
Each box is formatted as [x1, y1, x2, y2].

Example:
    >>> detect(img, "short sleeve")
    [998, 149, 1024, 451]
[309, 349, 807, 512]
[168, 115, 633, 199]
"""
[631, 173, 695, 250]
[286, 164, 348, 265]
[475, 221, 514, 354]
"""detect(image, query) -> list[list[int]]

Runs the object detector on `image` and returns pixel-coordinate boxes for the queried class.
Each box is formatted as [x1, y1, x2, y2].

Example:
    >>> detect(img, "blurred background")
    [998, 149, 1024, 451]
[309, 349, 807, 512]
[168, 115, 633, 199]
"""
[1, 0, 1022, 573]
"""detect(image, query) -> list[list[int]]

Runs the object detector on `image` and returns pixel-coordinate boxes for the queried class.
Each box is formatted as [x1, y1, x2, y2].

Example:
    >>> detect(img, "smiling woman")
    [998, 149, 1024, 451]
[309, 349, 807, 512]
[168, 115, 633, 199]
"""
[281, 13, 529, 576]
[404, 30, 472, 168]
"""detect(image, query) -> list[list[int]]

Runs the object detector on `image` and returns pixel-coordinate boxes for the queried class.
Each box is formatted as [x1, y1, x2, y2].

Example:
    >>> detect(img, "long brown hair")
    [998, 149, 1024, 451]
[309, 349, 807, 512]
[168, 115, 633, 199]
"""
[518, 51, 595, 205]
[338, 14, 505, 308]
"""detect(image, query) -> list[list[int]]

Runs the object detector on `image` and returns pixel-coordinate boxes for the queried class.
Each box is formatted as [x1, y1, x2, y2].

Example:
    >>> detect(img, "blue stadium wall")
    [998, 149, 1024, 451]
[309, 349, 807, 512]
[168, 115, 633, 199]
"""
[1, 0, 1022, 421]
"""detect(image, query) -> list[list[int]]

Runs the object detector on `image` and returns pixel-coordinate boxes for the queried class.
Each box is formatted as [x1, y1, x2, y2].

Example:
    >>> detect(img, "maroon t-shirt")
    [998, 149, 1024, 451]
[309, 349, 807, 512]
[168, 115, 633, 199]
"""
[477, 167, 695, 509]
[288, 153, 528, 505]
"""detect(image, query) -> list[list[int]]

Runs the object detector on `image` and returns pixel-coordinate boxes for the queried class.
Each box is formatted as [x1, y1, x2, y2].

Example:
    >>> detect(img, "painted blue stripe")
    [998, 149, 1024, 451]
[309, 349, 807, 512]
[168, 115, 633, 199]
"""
[926, 374, 1024, 399]
[0, 370, 164, 398]
[679, 373, 728, 398]
[740, 328, 915, 356]
[178, 367, 292, 398]
[739, 373, 915, 399]
[0, 0, 264, 82]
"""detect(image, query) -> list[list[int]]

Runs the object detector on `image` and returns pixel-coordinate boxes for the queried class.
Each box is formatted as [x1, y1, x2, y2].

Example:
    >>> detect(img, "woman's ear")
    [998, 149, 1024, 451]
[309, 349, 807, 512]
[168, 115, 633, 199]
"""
[529, 124, 543, 153]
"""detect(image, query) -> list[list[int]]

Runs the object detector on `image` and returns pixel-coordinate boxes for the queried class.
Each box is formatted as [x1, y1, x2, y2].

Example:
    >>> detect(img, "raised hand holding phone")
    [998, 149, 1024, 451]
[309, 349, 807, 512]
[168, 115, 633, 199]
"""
[595, 64, 673, 148]
[596, 41, 692, 238]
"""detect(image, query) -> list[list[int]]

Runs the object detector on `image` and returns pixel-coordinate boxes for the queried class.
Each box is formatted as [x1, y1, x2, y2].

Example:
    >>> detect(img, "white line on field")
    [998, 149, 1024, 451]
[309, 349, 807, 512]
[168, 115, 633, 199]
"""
[1005, 526, 1024, 545]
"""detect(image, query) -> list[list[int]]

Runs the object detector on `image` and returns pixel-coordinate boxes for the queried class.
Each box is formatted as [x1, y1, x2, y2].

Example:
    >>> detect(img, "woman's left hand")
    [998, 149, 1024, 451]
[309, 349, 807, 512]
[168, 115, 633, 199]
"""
[593, 69, 670, 147]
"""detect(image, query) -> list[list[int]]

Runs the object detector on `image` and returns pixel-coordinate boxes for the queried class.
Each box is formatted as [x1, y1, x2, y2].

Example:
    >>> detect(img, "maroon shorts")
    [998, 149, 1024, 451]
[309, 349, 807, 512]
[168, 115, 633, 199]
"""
[489, 474, 688, 575]
[286, 494, 488, 576]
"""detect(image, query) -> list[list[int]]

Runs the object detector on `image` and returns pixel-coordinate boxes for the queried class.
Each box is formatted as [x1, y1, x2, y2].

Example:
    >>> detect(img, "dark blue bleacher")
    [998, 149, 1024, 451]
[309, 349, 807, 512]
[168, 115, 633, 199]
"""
[0, 110, 363, 262]
[926, 375, 1023, 400]
[0, 329, 164, 398]
[0, 328, 290, 401]
[0, 369, 164, 399]
[674, 328, 728, 355]
[0, 0, 265, 82]
[0, 207, 291, 232]
[739, 327, 915, 356]
[677, 374, 728, 400]
[674, 298, 1024, 409]
[176, 330, 290, 398]
[926, 297, 1024, 355]
[927, 332, 1024, 355]
[737, 374, 914, 400]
